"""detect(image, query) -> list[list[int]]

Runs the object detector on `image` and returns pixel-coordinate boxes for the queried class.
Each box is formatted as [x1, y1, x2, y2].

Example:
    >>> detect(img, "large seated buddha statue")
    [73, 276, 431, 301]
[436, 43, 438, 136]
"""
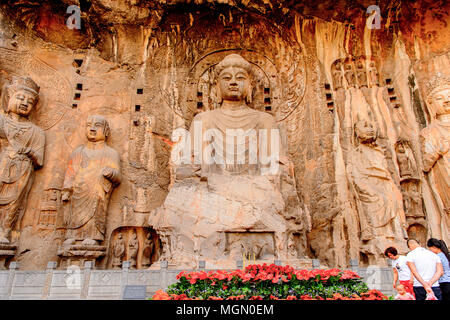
[149, 54, 310, 268]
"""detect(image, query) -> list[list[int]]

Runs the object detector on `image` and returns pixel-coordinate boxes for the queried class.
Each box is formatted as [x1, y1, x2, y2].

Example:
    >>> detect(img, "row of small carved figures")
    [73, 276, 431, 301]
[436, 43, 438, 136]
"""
[331, 57, 380, 90]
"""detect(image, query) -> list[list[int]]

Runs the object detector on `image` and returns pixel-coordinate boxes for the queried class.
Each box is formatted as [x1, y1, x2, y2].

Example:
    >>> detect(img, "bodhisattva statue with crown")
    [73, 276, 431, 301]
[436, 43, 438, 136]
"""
[150, 54, 310, 269]
[420, 74, 450, 244]
[0, 77, 45, 245]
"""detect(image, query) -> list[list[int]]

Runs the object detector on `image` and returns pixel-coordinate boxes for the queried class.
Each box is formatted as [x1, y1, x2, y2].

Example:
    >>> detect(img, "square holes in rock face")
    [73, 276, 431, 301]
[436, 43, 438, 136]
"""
[74, 93, 81, 100]
[137, 88, 143, 95]
[74, 59, 83, 68]
[76, 83, 83, 91]
[135, 105, 141, 112]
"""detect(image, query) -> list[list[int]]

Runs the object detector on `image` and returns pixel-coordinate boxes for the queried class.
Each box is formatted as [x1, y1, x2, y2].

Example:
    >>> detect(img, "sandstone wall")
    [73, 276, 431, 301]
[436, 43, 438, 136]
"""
[0, 0, 448, 269]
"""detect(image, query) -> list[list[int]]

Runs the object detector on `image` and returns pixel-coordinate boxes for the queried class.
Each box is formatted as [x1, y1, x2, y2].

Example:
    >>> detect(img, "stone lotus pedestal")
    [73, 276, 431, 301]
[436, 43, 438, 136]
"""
[57, 244, 106, 269]
[0, 243, 17, 269]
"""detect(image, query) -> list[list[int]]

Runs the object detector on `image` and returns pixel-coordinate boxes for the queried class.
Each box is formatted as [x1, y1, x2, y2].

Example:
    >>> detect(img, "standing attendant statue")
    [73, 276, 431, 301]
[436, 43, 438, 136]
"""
[62, 115, 121, 246]
[0, 76, 45, 243]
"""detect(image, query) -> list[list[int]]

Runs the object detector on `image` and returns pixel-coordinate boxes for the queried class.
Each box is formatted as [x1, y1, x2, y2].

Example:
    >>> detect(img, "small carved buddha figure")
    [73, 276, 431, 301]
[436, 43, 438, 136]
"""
[62, 115, 121, 246]
[368, 60, 379, 87]
[344, 59, 356, 88]
[420, 75, 450, 217]
[356, 57, 368, 88]
[112, 232, 125, 269]
[395, 140, 417, 180]
[331, 60, 344, 91]
[0, 76, 45, 243]
[128, 232, 139, 268]
[142, 233, 154, 268]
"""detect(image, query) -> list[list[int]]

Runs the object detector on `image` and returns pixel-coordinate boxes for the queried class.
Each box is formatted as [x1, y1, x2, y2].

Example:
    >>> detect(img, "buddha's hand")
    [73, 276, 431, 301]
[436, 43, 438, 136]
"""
[102, 167, 115, 180]
[61, 189, 72, 202]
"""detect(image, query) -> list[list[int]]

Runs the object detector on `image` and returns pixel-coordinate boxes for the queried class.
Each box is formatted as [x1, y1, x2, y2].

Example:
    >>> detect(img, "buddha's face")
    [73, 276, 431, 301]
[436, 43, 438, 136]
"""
[429, 87, 450, 117]
[217, 66, 250, 102]
[355, 120, 377, 143]
[86, 116, 108, 142]
[8, 89, 37, 117]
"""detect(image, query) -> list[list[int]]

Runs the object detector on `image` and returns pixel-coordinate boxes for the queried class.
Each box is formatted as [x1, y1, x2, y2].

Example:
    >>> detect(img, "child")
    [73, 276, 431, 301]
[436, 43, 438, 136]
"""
[395, 284, 415, 300]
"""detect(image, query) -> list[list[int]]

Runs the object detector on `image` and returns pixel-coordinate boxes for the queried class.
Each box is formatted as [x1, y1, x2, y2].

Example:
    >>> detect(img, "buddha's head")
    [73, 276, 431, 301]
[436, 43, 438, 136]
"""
[427, 87, 450, 118]
[355, 119, 377, 143]
[85, 115, 110, 142]
[3, 76, 40, 118]
[424, 74, 450, 119]
[214, 54, 253, 105]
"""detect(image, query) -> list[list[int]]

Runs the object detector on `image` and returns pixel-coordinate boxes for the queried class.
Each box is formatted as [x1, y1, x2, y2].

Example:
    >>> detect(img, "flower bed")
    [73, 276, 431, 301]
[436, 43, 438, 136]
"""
[152, 264, 388, 300]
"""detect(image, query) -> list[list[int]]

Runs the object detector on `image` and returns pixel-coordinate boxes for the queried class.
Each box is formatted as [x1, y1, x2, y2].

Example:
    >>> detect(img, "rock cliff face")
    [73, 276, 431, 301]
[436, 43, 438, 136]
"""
[0, 0, 448, 269]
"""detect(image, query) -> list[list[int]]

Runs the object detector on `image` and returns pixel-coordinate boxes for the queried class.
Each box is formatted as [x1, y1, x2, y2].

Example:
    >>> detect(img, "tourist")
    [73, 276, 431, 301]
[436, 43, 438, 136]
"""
[406, 238, 443, 300]
[394, 284, 415, 300]
[384, 246, 415, 297]
[426, 238, 450, 301]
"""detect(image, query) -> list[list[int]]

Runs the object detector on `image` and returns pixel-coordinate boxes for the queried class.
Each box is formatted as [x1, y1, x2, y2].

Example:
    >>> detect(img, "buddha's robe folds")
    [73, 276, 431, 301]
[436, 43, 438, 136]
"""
[63, 145, 121, 241]
[189, 107, 284, 175]
[0, 114, 44, 236]
[420, 122, 450, 214]
[350, 143, 405, 240]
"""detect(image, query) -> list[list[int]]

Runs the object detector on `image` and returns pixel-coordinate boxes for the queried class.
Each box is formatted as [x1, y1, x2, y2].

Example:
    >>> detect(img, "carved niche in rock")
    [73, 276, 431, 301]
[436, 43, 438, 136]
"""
[407, 224, 428, 247]
[108, 227, 159, 269]
[331, 60, 344, 91]
[149, 53, 310, 269]
[395, 139, 419, 181]
[0, 76, 44, 267]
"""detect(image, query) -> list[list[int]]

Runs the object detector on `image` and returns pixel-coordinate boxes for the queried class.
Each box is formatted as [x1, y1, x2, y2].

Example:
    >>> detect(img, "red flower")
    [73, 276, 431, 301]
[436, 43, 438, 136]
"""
[250, 296, 263, 300]
[152, 290, 172, 300]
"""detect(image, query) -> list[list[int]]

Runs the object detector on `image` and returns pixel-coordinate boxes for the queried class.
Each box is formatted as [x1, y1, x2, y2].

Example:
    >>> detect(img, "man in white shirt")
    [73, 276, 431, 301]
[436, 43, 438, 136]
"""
[406, 239, 443, 300]
[384, 246, 415, 297]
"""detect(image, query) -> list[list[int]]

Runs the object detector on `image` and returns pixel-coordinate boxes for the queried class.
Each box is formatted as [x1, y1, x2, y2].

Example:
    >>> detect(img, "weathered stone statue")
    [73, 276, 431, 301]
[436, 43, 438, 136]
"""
[141, 233, 154, 268]
[349, 119, 407, 262]
[0, 76, 44, 243]
[128, 232, 138, 268]
[62, 115, 121, 246]
[331, 60, 343, 91]
[395, 140, 417, 180]
[178, 53, 284, 177]
[356, 57, 368, 88]
[150, 53, 309, 269]
[112, 232, 125, 269]
[368, 60, 379, 87]
[344, 58, 356, 88]
[420, 75, 450, 241]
